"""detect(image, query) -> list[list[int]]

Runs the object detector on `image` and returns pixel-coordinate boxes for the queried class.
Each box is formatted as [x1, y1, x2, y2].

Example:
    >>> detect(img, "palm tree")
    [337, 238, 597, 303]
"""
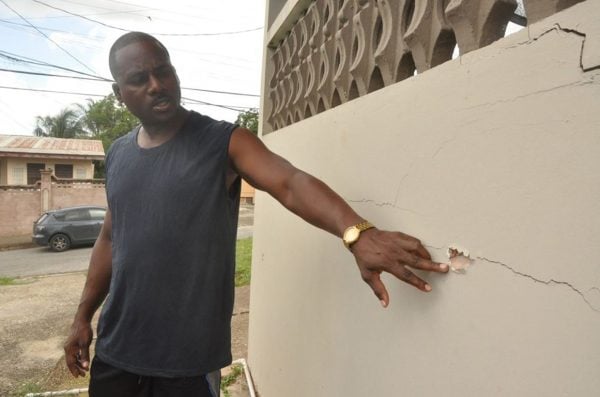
[34, 107, 84, 138]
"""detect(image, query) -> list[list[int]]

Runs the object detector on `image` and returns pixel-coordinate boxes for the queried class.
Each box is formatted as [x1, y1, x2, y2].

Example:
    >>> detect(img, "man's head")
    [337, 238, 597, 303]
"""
[109, 32, 183, 127]
[109, 32, 170, 80]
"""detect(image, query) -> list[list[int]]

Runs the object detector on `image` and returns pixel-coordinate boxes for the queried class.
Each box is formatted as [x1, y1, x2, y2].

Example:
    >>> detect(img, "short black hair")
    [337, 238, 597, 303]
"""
[109, 32, 170, 80]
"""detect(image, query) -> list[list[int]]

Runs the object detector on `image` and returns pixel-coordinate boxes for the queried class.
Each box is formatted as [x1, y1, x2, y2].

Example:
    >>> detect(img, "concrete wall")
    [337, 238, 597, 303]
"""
[248, 2, 600, 396]
[51, 185, 107, 212]
[0, 185, 107, 238]
[0, 187, 40, 238]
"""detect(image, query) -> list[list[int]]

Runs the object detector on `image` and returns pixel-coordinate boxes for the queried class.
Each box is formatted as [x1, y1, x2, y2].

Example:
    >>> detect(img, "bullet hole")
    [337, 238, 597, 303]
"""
[448, 245, 472, 273]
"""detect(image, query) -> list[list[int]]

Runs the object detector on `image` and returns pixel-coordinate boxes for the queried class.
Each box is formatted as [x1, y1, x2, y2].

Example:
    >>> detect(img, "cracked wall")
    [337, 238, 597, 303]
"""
[249, 1, 600, 396]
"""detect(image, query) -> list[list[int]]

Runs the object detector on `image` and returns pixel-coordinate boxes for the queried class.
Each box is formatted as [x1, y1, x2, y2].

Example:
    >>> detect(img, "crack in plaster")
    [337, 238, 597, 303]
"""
[424, 245, 598, 313]
[392, 158, 419, 206]
[523, 23, 597, 72]
[347, 198, 422, 216]
[431, 136, 459, 159]
[463, 23, 597, 111]
[463, 79, 592, 111]
[476, 255, 600, 313]
[392, 172, 411, 207]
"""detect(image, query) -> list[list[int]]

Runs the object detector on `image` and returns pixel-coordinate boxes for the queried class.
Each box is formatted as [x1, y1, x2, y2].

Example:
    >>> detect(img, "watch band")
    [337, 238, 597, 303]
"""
[342, 220, 375, 250]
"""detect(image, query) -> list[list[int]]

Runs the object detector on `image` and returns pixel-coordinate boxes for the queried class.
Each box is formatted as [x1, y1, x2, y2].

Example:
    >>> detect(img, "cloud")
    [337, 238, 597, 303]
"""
[1, 0, 265, 134]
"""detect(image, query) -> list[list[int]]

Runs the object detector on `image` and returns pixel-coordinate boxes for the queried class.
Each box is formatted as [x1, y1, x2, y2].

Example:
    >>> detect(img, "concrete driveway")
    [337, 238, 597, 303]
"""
[0, 246, 93, 278]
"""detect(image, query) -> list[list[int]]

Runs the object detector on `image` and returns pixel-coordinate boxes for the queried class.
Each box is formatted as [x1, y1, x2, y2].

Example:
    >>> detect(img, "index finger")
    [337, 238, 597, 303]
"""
[409, 255, 449, 273]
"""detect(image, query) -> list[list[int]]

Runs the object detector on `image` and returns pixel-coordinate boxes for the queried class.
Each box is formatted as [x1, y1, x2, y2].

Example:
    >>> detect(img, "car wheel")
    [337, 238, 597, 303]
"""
[50, 233, 71, 252]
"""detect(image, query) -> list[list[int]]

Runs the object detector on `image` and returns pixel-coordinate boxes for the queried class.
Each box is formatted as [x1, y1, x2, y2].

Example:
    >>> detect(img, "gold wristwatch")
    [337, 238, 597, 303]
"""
[342, 221, 374, 250]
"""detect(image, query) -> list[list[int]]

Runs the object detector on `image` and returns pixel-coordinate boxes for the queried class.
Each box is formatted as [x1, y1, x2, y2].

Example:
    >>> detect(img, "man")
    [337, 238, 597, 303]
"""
[64, 32, 449, 397]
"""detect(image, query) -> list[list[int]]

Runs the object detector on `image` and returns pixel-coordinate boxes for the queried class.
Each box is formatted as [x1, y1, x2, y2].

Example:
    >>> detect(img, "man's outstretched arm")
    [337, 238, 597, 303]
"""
[228, 128, 449, 307]
[64, 209, 113, 377]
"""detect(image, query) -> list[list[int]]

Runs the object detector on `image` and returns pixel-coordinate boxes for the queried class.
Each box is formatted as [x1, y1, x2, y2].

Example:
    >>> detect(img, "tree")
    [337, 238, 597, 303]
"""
[78, 94, 138, 147]
[235, 109, 259, 135]
[34, 107, 84, 138]
[34, 95, 139, 178]
[78, 94, 139, 178]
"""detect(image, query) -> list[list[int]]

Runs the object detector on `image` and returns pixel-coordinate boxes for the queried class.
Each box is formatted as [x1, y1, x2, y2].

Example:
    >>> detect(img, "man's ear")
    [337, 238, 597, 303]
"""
[112, 83, 122, 104]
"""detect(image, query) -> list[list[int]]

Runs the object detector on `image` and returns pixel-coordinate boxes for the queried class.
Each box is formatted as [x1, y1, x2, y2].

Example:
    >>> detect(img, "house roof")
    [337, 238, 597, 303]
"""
[0, 135, 105, 160]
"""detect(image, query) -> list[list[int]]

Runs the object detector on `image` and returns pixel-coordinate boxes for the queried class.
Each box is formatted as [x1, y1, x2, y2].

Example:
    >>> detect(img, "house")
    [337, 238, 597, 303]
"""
[0, 135, 105, 185]
[248, 1, 599, 396]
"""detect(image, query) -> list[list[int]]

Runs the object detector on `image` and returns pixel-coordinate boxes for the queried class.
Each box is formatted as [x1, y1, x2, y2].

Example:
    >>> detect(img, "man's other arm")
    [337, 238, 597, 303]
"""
[228, 128, 449, 307]
[64, 209, 113, 377]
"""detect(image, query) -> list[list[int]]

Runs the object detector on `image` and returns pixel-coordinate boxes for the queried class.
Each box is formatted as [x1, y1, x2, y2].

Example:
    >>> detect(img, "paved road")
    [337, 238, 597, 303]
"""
[0, 226, 254, 278]
[0, 245, 93, 278]
[1, 204, 254, 278]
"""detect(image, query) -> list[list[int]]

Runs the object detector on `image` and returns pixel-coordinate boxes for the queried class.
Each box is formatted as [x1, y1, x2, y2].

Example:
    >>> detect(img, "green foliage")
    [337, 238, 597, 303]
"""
[78, 94, 138, 144]
[235, 109, 259, 135]
[235, 238, 252, 287]
[0, 277, 16, 286]
[11, 381, 42, 396]
[220, 364, 244, 397]
[34, 107, 84, 138]
[33, 94, 139, 178]
[78, 94, 139, 178]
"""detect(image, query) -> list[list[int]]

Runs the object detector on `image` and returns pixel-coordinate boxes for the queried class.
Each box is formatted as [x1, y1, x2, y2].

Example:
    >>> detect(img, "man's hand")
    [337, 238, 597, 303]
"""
[351, 228, 449, 307]
[64, 320, 93, 377]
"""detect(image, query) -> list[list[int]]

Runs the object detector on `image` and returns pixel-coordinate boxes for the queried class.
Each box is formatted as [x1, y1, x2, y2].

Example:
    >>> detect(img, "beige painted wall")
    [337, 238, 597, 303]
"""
[249, 2, 600, 396]
[0, 159, 6, 184]
[1, 157, 95, 185]
[5, 158, 27, 185]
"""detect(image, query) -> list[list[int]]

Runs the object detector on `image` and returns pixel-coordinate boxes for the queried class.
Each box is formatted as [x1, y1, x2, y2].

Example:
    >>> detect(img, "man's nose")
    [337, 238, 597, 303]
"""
[147, 74, 163, 94]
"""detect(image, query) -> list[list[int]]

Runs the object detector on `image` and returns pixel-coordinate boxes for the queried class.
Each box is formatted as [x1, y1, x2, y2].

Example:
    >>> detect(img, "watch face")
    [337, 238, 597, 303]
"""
[344, 227, 360, 244]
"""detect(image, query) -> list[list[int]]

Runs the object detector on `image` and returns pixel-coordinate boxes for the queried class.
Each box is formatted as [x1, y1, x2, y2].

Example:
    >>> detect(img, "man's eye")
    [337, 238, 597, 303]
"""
[128, 74, 147, 85]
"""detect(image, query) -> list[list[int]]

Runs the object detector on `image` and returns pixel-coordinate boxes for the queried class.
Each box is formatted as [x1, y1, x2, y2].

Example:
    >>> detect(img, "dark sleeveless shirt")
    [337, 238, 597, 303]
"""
[95, 111, 240, 377]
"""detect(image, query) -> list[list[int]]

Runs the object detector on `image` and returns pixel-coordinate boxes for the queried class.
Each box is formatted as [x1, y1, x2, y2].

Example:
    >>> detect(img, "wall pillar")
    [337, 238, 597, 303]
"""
[40, 169, 53, 214]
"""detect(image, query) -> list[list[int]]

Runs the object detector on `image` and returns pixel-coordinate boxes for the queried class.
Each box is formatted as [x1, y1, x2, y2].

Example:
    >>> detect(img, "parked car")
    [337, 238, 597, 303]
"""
[32, 206, 106, 252]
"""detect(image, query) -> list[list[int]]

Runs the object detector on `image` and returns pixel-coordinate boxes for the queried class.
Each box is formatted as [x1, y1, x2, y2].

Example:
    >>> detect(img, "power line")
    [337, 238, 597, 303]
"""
[0, 67, 108, 81]
[0, 85, 256, 111]
[181, 87, 258, 97]
[0, 57, 260, 96]
[0, 18, 107, 38]
[0, 0, 100, 76]
[51, 0, 156, 13]
[0, 84, 107, 97]
[0, 19, 260, 67]
[182, 96, 251, 112]
[0, 50, 112, 81]
[32, 0, 263, 37]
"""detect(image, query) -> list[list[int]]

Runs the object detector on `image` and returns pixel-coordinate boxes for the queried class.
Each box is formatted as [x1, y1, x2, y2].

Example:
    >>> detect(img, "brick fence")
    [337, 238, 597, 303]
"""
[0, 169, 107, 240]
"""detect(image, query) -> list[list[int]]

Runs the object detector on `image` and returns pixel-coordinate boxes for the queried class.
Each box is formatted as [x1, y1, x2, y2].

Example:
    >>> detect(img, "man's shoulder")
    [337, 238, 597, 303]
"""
[106, 127, 137, 158]
[188, 111, 236, 134]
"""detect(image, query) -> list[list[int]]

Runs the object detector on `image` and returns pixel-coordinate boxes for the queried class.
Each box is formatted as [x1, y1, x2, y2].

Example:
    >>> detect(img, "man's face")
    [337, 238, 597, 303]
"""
[112, 39, 181, 126]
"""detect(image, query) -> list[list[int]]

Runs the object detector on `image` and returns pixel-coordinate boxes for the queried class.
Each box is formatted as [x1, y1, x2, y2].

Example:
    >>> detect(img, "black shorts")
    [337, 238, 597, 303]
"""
[89, 356, 219, 397]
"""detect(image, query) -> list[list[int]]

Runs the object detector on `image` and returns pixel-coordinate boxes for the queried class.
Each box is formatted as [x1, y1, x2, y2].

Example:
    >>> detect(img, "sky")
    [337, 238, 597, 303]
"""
[0, 0, 266, 136]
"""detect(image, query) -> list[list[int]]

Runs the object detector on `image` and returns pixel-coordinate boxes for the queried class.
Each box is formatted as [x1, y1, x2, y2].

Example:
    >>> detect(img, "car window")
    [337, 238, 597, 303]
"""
[35, 213, 49, 224]
[89, 209, 106, 221]
[64, 209, 91, 222]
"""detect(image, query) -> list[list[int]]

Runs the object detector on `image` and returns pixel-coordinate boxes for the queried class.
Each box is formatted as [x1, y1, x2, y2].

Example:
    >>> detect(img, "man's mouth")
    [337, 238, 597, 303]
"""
[152, 97, 172, 111]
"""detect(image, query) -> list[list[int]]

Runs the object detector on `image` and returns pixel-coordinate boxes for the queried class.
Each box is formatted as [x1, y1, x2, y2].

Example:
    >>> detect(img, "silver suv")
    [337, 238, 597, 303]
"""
[32, 206, 106, 252]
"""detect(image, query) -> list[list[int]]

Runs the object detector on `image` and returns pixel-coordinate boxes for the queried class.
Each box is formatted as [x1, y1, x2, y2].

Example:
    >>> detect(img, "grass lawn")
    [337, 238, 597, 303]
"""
[235, 238, 252, 287]
[0, 277, 16, 286]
